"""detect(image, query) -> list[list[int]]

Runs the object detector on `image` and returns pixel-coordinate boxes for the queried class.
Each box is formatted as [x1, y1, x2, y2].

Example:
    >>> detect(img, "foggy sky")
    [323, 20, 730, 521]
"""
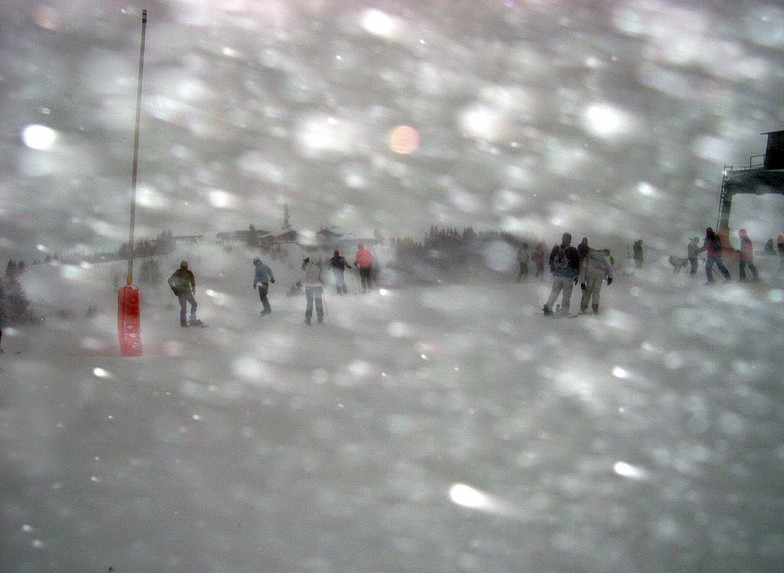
[2, 0, 784, 261]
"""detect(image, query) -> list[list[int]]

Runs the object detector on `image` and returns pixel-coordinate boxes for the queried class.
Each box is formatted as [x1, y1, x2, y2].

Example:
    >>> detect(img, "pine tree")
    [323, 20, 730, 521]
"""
[0, 271, 33, 324]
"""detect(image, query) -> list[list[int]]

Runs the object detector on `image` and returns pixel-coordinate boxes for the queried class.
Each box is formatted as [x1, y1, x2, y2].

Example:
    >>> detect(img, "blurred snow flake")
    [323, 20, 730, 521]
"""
[295, 113, 362, 158]
[232, 356, 265, 380]
[386, 321, 411, 338]
[581, 102, 634, 140]
[348, 360, 373, 378]
[310, 369, 329, 385]
[766, 289, 784, 303]
[457, 102, 507, 142]
[636, 181, 658, 197]
[21, 124, 57, 150]
[613, 461, 646, 480]
[361, 8, 400, 40]
[744, 4, 784, 49]
[448, 483, 501, 513]
[92, 367, 111, 379]
[612, 366, 630, 379]
[483, 240, 516, 272]
[388, 125, 420, 155]
[207, 188, 237, 209]
[137, 184, 171, 210]
[33, 5, 62, 31]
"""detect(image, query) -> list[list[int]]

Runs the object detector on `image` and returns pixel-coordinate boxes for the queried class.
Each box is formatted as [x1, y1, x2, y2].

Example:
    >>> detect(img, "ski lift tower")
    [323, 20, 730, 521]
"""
[717, 130, 784, 233]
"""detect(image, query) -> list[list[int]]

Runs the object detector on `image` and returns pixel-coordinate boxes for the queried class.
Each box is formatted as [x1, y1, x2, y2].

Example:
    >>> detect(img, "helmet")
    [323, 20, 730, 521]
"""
[253, 257, 260, 264]
[180, 260, 188, 269]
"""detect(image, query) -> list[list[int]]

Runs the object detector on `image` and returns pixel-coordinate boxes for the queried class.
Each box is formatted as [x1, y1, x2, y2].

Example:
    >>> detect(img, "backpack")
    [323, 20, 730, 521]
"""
[709, 234, 722, 253]
[552, 246, 569, 269]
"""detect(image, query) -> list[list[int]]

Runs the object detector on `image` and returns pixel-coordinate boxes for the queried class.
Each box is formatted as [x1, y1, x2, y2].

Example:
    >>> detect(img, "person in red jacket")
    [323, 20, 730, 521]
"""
[354, 243, 374, 293]
[698, 227, 731, 283]
[737, 229, 759, 282]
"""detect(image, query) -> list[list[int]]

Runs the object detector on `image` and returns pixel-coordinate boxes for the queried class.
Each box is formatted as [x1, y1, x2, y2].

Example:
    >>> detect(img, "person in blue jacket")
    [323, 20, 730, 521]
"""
[252, 257, 276, 315]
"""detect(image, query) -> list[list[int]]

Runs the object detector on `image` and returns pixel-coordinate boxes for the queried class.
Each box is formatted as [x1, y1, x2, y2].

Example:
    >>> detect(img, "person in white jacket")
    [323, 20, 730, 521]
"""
[301, 257, 324, 325]
[579, 248, 614, 314]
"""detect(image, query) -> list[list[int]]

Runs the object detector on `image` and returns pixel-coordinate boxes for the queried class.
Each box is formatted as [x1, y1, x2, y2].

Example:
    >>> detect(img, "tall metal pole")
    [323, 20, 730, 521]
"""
[127, 8, 147, 284]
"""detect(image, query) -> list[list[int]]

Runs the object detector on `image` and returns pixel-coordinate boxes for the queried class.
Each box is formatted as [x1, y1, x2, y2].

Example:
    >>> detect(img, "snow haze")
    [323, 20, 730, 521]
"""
[1, 0, 784, 257]
[2, 0, 784, 571]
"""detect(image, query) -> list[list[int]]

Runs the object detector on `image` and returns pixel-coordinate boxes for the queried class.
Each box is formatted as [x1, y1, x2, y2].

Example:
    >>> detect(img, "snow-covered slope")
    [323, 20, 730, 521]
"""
[3, 246, 784, 572]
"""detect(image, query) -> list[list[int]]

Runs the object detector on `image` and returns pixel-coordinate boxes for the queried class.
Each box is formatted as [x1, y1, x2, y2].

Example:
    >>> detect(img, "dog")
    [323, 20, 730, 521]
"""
[668, 256, 689, 274]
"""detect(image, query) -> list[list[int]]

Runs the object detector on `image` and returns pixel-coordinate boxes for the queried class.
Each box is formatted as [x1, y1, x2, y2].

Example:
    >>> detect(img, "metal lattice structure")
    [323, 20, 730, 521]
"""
[716, 130, 784, 231]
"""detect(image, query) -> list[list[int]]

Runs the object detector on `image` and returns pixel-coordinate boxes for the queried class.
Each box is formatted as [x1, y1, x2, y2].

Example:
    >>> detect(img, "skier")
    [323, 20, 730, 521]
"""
[252, 257, 276, 315]
[698, 227, 731, 283]
[532, 243, 545, 279]
[579, 248, 614, 314]
[302, 257, 324, 325]
[543, 232, 580, 316]
[737, 229, 759, 282]
[167, 260, 198, 327]
[329, 250, 352, 294]
[633, 239, 644, 268]
[687, 237, 700, 276]
[516, 243, 529, 282]
[354, 243, 374, 294]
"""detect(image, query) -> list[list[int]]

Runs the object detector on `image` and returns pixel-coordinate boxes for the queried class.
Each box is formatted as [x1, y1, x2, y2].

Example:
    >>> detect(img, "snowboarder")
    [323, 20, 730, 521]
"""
[579, 248, 614, 314]
[354, 243, 374, 293]
[252, 257, 276, 315]
[532, 243, 545, 279]
[698, 227, 731, 283]
[633, 239, 644, 268]
[543, 233, 580, 316]
[687, 237, 700, 276]
[737, 229, 759, 282]
[168, 260, 198, 327]
[516, 243, 529, 282]
[329, 250, 352, 294]
[302, 257, 324, 325]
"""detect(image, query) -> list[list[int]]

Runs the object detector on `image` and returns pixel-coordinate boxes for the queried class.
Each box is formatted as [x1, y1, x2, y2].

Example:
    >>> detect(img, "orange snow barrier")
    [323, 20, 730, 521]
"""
[118, 284, 142, 356]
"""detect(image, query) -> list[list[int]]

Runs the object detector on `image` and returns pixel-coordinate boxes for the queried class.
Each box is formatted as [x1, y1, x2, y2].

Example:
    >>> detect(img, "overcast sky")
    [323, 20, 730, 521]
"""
[2, 0, 784, 262]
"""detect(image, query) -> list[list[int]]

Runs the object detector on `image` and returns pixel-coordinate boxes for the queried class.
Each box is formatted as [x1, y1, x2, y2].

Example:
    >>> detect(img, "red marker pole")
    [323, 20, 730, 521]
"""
[118, 8, 147, 357]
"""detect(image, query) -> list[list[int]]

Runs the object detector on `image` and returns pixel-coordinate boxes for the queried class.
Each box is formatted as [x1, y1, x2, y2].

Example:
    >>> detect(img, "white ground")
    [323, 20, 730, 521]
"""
[2, 242, 784, 572]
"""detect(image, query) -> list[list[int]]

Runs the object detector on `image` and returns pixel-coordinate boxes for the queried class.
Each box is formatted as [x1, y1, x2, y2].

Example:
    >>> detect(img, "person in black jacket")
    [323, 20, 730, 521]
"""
[167, 260, 198, 326]
[329, 250, 352, 294]
[543, 233, 580, 316]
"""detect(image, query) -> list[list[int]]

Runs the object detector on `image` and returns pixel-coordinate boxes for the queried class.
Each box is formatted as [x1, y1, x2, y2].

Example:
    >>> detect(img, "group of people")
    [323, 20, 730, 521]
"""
[515, 242, 549, 281]
[674, 227, 762, 284]
[167, 243, 376, 327]
[542, 233, 615, 317]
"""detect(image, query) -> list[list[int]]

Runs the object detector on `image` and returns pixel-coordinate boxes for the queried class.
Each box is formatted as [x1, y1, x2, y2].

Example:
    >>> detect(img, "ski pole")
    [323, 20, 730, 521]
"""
[321, 285, 328, 320]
